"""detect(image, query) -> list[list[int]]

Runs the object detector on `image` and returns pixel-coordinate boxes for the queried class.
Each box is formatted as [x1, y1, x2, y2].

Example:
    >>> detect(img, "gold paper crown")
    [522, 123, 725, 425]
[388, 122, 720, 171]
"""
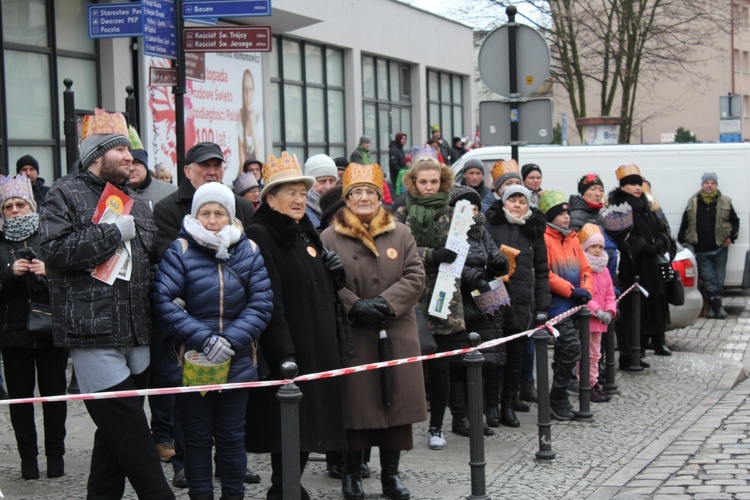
[260, 151, 314, 201]
[342, 163, 384, 198]
[577, 223, 602, 245]
[615, 164, 641, 181]
[0, 174, 34, 207]
[491, 159, 520, 182]
[81, 108, 129, 140]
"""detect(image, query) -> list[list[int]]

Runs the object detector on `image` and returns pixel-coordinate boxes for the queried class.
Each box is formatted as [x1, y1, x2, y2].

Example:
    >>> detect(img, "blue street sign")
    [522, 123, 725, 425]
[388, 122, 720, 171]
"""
[143, 0, 177, 59]
[88, 3, 143, 39]
[183, 0, 271, 18]
[720, 133, 742, 143]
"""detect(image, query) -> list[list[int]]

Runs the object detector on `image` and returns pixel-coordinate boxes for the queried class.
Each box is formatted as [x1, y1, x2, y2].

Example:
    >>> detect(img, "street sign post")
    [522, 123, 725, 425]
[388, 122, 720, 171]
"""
[143, 0, 177, 59]
[88, 3, 143, 39]
[184, 26, 271, 53]
[480, 99, 553, 146]
[183, 0, 271, 18]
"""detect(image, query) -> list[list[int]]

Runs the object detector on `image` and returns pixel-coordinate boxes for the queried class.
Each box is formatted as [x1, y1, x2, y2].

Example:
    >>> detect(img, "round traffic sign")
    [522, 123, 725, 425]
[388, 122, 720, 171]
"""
[478, 24, 551, 98]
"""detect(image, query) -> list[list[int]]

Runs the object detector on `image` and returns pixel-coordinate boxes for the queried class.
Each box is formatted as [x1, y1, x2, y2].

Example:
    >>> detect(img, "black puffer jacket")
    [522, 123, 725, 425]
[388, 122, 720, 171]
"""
[39, 167, 158, 348]
[461, 230, 502, 326]
[485, 202, 551, 333]
[0, 232, 53, 348]
[569, 194, 603, 231]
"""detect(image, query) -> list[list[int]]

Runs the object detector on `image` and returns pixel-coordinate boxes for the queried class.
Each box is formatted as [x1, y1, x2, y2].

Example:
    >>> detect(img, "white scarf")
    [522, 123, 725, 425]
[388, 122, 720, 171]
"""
[182, 216, 243, 261]
[503, 207, 533, 226]
[585, 251, 609, 273]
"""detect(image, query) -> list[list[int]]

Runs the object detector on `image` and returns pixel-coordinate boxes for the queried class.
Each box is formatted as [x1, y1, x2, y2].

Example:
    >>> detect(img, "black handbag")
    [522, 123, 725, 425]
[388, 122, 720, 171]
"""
[414, 305, 437, 355]
[27, 301, 53, 338]
[334, 298, 356, 362]
[656, 254, 675, 282]
[667, 275, 686, 306]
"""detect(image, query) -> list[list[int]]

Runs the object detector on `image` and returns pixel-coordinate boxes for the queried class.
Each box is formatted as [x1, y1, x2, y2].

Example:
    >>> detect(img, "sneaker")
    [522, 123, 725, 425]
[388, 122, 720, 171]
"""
[155, 442, 176, 463]
[428, 427, 446, 450]
[590, 384, 610, 403]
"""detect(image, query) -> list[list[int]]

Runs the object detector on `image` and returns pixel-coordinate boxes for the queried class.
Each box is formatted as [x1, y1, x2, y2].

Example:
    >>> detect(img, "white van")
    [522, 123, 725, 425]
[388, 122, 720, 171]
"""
[452, 143, 750, 286]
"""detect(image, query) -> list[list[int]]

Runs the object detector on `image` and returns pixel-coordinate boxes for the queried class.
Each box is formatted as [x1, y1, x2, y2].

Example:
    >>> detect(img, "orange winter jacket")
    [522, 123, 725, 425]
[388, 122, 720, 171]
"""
[543, 225, 593, 316]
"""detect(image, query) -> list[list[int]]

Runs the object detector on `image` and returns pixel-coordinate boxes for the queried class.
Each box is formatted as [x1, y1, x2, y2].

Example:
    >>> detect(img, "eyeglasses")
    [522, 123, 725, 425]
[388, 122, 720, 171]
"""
[349, 188, 379, 199]
[2, 201, 29, 212]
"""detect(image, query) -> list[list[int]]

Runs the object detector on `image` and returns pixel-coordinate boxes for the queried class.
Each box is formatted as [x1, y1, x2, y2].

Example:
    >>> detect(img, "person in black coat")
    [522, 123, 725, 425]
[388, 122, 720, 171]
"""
[485, 185, 551, 427]
[388, 132, 407, 185]
[245, 152, 346, 500]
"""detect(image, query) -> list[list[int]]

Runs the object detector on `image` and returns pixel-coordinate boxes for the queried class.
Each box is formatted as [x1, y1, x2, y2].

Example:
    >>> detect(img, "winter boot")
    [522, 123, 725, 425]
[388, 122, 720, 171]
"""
[380, 449, 410, 499]
[342, 451, 365, 500]
[500, 402, 520, 427]
[549, 390, 575, 421]
[513, 397, 530, 412]
[707, 298, 718, 319]
[484, 364, 501, 427]
[449, 374, 469, 436]
[520, 380, 538, 403]
[712, 297, 728, 320]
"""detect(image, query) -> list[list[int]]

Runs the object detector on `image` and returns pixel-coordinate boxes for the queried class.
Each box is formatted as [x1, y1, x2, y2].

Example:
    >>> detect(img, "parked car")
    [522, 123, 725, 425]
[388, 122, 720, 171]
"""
[668, 243, 702, 330]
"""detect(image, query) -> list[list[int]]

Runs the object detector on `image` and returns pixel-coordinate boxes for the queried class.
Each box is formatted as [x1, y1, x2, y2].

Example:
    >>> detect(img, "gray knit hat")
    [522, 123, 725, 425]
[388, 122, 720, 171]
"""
[80, 134, 131, 169]
[192, 182, 236, 221]
[304, 154, 338, 180]
[701, 172, 718, 185]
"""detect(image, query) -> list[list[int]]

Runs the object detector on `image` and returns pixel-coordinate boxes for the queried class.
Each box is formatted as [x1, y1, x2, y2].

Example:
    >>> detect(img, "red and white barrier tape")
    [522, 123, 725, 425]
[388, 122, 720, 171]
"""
[0, 283, 639, 406]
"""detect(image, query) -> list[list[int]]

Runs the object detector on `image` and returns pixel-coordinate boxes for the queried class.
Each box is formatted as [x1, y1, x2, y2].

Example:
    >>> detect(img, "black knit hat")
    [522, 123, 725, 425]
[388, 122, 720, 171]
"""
[16, 155, 39, 174]
[577, 173, 604, 195]
[449, 185, 482, 208]
[521, 163, 541, 181]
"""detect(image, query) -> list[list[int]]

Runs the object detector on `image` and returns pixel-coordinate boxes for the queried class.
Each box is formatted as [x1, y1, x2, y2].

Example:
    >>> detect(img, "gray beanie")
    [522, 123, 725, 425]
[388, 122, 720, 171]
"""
[191, 182, 236, 221]
[501, 185, 532, 205]
[701, 172, 718, 185]
[79, 134, 132, 169]
[493, 172, 523, 192]
[461, 158, 484, 175]
[304, 154, 338, 180]
[358, 135, 371, 146]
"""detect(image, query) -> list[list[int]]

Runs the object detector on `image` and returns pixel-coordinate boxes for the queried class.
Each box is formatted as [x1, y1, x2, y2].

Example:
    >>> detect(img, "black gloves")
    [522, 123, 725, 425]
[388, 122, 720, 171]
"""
[349, 297, 392, 327]
[487, 251, 509, 276]
[323, 251, 346, 290]
[474, 278, 492, 294]
[570, 287, 592, 305]
[535, 312, 548, 326]
[432, 248, 458, 265]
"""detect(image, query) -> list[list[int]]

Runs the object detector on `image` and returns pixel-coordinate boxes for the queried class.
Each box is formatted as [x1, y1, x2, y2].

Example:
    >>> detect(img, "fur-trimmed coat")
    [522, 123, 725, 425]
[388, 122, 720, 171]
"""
[321, 207, 427, 435]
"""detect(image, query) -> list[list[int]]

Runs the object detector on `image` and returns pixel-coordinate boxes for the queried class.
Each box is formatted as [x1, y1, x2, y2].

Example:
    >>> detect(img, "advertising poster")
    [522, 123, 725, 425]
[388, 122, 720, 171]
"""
[144, 51, 264, 182]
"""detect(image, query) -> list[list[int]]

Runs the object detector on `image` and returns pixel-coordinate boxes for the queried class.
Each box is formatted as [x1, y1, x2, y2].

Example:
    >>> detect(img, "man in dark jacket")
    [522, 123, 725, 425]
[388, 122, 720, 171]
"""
[129, 148, 177, 211]
[16, 155, 50, 206]
[153, 142, 254, 258]
[38, 110, 174, 499]
[388, 132, 407, 183]
[678, 172, 740, 319]
[460, 158, 490, 200]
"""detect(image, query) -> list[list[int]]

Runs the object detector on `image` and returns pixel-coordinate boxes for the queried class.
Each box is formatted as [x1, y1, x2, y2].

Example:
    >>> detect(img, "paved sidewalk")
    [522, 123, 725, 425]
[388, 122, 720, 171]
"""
[1, 290, 749, 499]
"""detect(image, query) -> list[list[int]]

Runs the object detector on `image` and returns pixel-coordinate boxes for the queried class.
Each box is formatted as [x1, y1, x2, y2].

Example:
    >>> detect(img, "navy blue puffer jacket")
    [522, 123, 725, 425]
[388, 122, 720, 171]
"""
[152, 227, 273, 387]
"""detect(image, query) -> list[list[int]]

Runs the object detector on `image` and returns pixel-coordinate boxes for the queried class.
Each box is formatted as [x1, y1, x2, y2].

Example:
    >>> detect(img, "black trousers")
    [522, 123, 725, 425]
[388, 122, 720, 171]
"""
[2, 346, 68, 460]
[83, 370, 174, 500]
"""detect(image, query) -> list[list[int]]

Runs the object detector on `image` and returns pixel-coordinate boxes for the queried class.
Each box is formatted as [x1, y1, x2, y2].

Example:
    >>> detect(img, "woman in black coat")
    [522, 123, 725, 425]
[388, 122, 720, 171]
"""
[608, 165, 672, 369]
[245, 152, 346, 500]
[0, 176, 67, 480]
[485, 185, 551, 427]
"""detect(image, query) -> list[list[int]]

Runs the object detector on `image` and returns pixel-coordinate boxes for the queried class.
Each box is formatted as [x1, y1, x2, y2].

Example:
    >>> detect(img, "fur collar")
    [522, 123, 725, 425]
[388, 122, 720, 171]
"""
[252, 202, 319, 249]
[486, 202, 547, 239]
[331, 206, 395, 256]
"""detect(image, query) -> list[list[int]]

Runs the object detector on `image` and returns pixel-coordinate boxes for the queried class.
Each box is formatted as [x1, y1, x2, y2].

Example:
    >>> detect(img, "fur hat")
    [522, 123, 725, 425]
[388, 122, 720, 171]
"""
[232, 172, 259, 197]
[261, 152, 314, 202]
[304, 154, 338, 180]
[578, 173, 604, 195]
[538, 188, 569, 222]
[577, 223, 604, 250]
[342, 163, 384, 199]
[449, 185, 482, 208]
[191, 182, 236, 221]
[15, 155, 39, 174]
[79, 109, 131, 169]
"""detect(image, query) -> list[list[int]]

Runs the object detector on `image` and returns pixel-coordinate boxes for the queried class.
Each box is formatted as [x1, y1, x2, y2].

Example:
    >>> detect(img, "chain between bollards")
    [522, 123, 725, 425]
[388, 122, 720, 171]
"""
[532, 326, 555, 460]
[576, 308, 594, 422]
[629, 276, 644, 372]
[277, 362, 302, 500]
[465, 332, 490, 500]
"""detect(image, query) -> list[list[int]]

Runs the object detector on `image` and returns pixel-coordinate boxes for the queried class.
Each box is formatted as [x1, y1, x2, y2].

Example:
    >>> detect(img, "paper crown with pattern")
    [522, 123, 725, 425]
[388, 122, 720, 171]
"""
[410, 145, 439, 163]
[601, 203, 633, 232]
[81, 108, 129, 140]
[128, 125, 144, 150]
[232, 172, 259, 196]
[491, 159, 520, 182]
[577, 223, 602, 245]
[0, 174, 34, 207]
[615, 164, 641, 181]
[342, 163, 384, 199]
[260, 151, 315, 202]
[538, 188, 567, 214]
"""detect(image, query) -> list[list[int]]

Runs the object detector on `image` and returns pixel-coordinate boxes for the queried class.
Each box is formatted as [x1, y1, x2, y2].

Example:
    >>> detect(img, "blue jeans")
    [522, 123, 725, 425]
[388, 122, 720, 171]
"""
[695, 246, 729, 298]
[176, 388, 249, 496]
[521, 336, 535, 382]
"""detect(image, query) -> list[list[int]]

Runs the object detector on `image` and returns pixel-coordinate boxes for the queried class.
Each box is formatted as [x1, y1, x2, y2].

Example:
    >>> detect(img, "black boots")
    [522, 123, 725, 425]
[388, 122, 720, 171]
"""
[549, 390, 575, 421]
[380, 448, 410, 499]
[21, 457, 39, 480]
[47, 456, 65, 478]
[486, 406, 501, 427]
[500, 403, 520, 427]
[709, 297, 728, 319]
[342, 451, 365, 500]
[520, 381, 538, 403]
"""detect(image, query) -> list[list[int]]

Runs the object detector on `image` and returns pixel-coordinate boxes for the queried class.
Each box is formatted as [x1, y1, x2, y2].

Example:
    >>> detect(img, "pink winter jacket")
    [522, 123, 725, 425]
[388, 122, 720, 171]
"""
[587, 268, 617, 334]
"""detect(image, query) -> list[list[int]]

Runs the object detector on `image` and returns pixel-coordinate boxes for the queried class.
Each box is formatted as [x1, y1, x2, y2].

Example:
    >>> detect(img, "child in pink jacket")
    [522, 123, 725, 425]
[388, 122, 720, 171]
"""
[578, 224, 616, 403]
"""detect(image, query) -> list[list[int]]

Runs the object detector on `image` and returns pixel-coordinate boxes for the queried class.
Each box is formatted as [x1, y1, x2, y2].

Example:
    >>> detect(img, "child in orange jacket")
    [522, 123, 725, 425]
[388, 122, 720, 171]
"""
[539, 189, 593, 421]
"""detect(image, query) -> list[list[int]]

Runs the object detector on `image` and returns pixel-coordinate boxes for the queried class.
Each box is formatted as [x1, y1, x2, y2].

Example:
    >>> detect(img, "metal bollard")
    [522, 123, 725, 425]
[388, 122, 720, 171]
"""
[63, 79, 78, 174]
[465, 332, 489, 500]
[629, 276, 644, 372]
[277, 362, 302, 500]
[533, 327, 555, 461]
[576, 308, 593, 421]
[603, 320, 619, 394]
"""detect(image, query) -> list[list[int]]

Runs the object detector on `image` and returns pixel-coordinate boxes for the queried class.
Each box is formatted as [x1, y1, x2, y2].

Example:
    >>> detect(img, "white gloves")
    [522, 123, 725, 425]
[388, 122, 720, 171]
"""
[114, 215, 136, 242]
[202, 335, 235, 364]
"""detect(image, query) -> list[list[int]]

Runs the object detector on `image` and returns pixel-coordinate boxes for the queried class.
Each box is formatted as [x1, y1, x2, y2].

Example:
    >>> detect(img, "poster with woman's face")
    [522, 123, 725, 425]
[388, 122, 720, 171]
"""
[144, 52, 264, 182]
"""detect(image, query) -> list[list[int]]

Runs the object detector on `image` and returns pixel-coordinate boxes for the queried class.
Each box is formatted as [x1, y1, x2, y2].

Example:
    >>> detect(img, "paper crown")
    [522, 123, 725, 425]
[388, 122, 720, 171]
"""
[260, 151, 315, 201]
[232, 172, 259, 196]
[342, 163, 384, 197]
[538, 188, 567, 214]
[81, 108, 129, 140]
[615, 164, 641, 181]
[602, 203, 633, 232]
[128, 125, 144, 150]
[411, 145, 439, 163]
[0, 174, 34, 207]
[577, 223, 602, 245]
[491, 159, 520, 182]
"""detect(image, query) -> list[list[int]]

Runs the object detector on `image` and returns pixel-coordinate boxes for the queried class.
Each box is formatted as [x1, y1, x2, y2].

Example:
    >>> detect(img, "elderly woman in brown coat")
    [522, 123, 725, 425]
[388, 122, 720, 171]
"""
[321, 163, 427, 500]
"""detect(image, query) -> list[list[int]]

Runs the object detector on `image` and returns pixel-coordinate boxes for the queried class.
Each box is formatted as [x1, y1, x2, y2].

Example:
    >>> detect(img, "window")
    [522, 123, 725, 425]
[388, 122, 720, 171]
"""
[361, 55, 412, 177]
[271, 36, 346, 160]
[1, 0, 98, 181]
[427, 68, 465, 158]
